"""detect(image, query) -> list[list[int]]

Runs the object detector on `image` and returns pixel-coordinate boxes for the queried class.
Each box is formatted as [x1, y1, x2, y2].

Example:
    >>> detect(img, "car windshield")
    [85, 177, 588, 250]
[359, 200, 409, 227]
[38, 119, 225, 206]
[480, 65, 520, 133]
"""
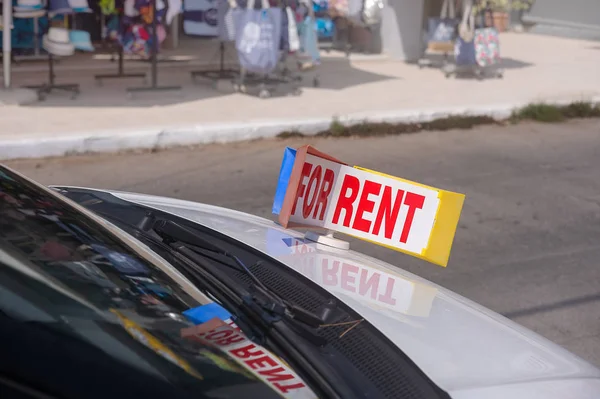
[0, 167, 282, 399]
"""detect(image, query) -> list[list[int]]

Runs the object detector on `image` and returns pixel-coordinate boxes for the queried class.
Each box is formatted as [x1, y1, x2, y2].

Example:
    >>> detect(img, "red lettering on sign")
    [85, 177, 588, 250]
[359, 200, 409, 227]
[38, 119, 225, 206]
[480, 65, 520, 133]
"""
[230, 344, 263, 359]
[312, 168, 334, 221]
[303, 165, 322, 219]
[323, 259, 338, 286]
[378, 278, 396, 305]
[359, 269, 380, 300]
[292, 162, 313, 215]
[274, 381, 307, 393]
[259, 367, 296, 383]
[372, 187, 405, 239]
[352, 180, 382, 233]
[245, 355, 278, 371]
[299, 256, 316, 280]
[226, 319, 242, 332]
[400, 192, 426, 244]
[204, 329, 234, 341]
[332, 174, 360, 227]
[341, 263, 359, 292]
[215, 333, 246, 346]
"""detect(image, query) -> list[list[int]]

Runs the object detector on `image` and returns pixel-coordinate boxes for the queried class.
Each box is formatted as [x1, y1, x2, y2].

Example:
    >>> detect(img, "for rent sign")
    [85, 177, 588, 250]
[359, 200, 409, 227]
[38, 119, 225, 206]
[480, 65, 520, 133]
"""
[273, 146, 465, 267]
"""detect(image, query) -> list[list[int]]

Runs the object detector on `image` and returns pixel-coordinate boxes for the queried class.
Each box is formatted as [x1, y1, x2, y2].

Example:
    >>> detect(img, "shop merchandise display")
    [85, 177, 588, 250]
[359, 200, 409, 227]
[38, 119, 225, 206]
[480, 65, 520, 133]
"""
[8, 0, 47, 60]
[124, 0, 182, 94]
[25, 25, 80, 100]
[69, 28, 94, 50]
[13, 0, 46, 18]
[445, 0, 503, 79]
[3, 0, 330, 97]
[94, 0, 146, 84]
[42, 25, 74, 54]
[418, 0, 458, 69]
[229, 0, 321, 98]
[48, 0, 92, 16]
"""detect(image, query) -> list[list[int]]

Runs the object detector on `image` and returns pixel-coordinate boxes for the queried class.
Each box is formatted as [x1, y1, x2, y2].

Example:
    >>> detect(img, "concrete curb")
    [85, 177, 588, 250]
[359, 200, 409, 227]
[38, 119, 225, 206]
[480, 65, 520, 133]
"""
[1, 96, 600, 161]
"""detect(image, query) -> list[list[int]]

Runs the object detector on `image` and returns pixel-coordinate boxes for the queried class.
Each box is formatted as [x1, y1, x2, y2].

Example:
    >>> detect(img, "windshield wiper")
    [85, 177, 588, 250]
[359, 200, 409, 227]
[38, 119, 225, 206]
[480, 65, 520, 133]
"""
[101, 210, 327, 334]
[149, 218, 327, 329]
[89, 209, 355, 399]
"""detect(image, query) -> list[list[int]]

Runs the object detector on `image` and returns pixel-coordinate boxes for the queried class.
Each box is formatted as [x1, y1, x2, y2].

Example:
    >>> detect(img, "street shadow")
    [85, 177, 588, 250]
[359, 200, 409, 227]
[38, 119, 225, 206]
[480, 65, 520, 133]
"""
[498, 57, 533, 70]
[503, 292, 600, 319]
[7, 40, 398, 106]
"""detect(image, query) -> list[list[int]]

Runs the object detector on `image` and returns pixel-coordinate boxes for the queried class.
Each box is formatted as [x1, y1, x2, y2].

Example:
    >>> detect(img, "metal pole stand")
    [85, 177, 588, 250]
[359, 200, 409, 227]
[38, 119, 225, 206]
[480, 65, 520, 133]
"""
[24, 54, 80, 101]
[94, 49, 146, 85]
[190, 41, 238, 89]
[126, 0, 180, 97]
[94, 14, 146, 85]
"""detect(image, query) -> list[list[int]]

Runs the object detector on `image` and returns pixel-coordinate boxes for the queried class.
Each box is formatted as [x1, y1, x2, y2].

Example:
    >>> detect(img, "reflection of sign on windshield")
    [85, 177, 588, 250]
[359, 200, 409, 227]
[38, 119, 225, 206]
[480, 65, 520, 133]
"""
[183, 319, 317, 399]
[285, 253, 437, 317]
[111, 309, 203, 380]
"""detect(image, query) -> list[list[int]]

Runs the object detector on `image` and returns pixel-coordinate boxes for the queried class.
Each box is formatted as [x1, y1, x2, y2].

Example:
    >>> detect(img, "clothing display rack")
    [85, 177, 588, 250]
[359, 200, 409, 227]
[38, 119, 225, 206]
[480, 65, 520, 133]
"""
[232, 0, 319, 98]
[25, 54, 79, 100]
[94, 11, 145, 85]
[127, 0, 180, 95]
[190, 41, 238, 88]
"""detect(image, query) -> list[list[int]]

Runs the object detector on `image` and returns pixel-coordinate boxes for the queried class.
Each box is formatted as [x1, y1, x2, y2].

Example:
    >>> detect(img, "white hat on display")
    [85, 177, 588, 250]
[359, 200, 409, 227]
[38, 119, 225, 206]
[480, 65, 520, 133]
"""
[13, 0, 47, 17]
[43, 27, 75, 56]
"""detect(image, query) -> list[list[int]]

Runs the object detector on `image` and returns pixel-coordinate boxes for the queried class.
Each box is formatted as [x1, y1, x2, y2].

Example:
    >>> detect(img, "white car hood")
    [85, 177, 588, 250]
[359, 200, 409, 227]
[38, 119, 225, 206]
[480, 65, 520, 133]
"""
[75, 189, 600, 398]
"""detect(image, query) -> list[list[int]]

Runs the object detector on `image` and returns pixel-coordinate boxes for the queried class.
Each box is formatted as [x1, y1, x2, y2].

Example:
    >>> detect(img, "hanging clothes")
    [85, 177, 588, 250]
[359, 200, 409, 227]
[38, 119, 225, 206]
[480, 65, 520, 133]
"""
[119, 0, 168, 58]
[165, 0, 182, 25]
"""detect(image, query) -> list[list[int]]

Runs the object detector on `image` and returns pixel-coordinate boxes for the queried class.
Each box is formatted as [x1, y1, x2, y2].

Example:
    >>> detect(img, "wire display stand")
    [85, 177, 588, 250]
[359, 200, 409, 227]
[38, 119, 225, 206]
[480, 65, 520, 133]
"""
[94, 12, 146, 85]
[24, 54, 80, 100]
[190, 41, 238, 88]
[127, 0, 181, 96]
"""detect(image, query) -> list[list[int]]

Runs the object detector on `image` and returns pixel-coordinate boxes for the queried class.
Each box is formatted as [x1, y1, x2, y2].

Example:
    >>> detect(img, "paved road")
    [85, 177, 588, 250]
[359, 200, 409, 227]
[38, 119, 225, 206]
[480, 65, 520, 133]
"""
[6, 119, 600, 367]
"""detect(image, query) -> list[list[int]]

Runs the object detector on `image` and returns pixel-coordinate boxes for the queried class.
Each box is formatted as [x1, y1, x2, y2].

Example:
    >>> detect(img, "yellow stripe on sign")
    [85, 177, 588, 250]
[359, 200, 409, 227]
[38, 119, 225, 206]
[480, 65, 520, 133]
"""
[352, 166, 465, 267]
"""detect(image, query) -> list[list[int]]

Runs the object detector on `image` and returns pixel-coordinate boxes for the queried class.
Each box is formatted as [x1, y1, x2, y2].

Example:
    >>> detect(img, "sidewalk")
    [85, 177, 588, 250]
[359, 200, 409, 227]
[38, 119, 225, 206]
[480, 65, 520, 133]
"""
[1, 33, 599, 160]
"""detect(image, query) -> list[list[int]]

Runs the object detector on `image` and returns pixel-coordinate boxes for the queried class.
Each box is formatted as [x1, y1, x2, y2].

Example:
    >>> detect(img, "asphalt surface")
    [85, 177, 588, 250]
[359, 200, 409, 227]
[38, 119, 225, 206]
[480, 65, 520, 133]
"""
[5, 119, 600, 367]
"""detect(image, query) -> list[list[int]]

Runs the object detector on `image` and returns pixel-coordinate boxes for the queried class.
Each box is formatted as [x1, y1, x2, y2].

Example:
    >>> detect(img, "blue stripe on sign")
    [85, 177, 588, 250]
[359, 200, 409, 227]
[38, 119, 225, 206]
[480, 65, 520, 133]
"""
[272, 147, 297, 215]
[183, 303, 232, 325]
